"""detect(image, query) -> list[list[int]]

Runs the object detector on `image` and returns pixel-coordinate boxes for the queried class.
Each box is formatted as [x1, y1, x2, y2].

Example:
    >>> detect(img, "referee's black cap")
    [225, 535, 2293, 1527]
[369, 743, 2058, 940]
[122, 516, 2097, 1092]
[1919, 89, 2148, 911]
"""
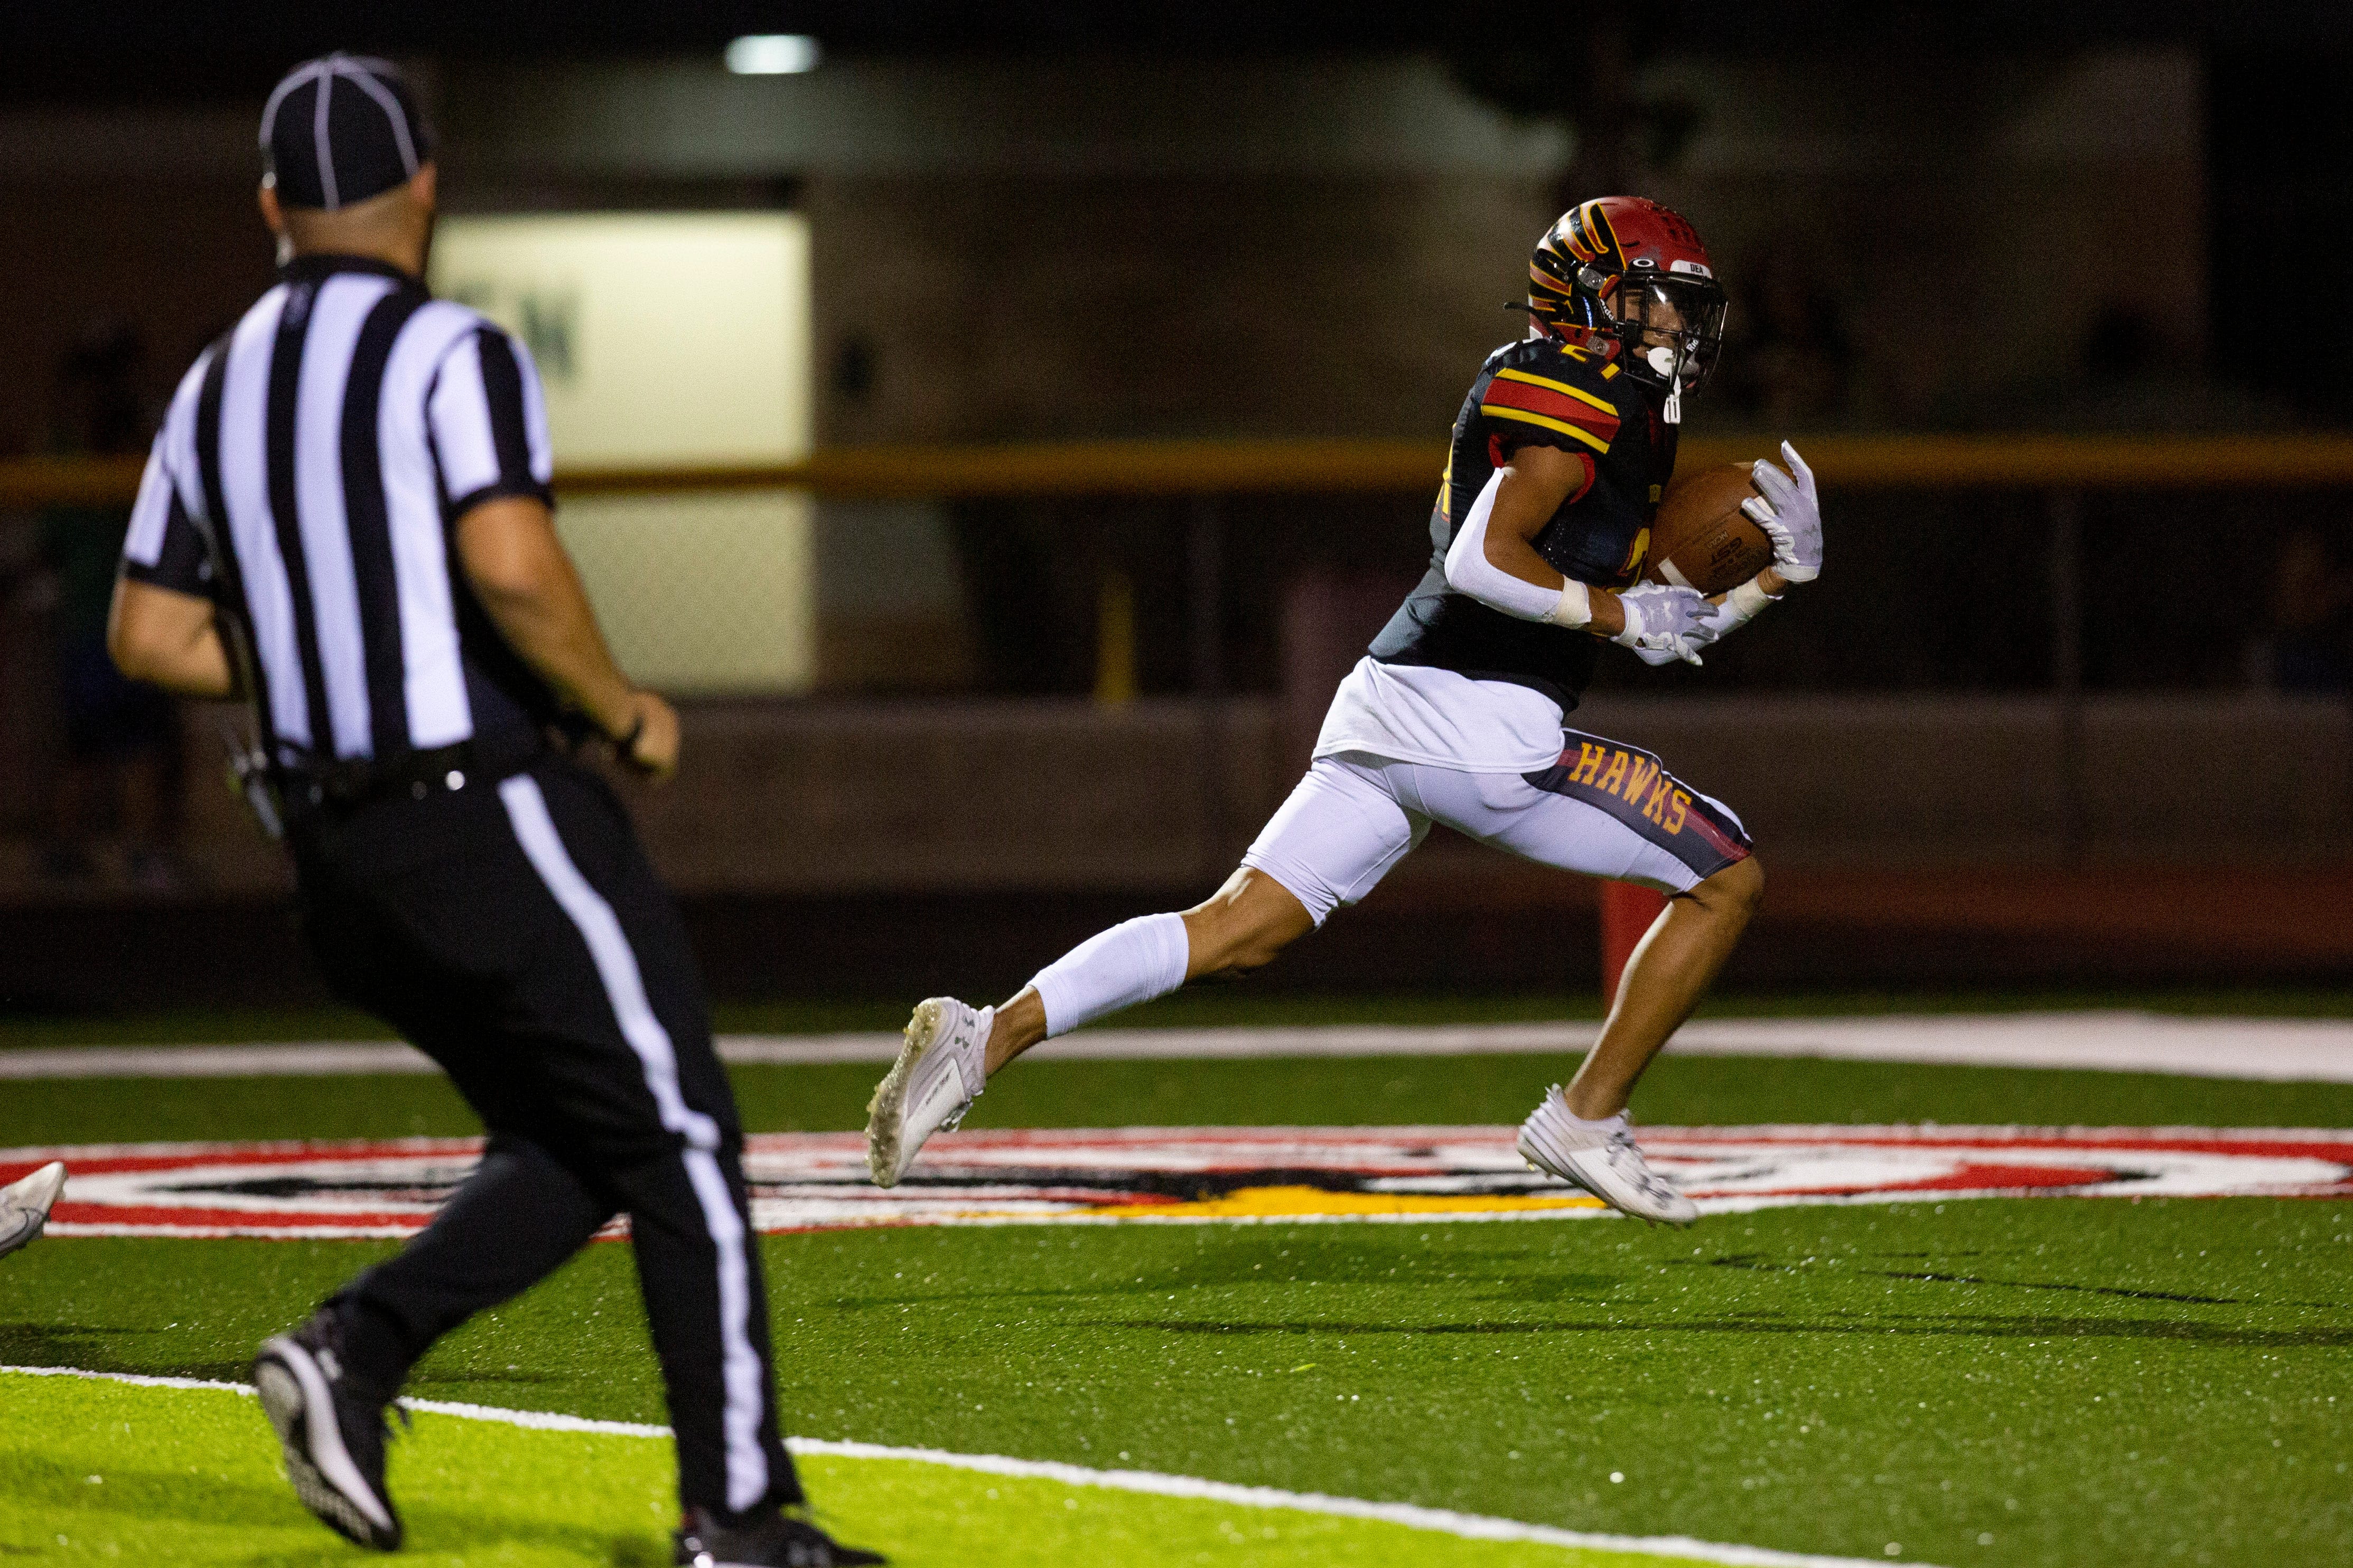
[260, 54, 434, 212]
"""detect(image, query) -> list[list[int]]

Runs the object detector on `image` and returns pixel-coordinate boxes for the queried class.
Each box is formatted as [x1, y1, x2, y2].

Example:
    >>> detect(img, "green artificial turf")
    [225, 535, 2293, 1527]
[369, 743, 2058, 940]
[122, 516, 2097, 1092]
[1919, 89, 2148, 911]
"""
[6, 1000, 2351, 1566]
[0, 1373, 1685, 1568]
[4, 1199, 2349, 1568]
[8, 1052, 2353, 1150]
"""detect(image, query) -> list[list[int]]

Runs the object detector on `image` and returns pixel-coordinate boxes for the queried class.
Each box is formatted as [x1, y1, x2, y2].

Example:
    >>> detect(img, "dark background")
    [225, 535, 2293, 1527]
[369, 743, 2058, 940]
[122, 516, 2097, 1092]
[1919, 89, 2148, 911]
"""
[1, 1, 2347, 1007]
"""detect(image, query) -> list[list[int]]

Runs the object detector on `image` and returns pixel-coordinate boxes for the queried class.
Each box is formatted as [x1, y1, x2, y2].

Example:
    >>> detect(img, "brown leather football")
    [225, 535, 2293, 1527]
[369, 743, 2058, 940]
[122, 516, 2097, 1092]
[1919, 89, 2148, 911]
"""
[1643, 461, 1776, 595]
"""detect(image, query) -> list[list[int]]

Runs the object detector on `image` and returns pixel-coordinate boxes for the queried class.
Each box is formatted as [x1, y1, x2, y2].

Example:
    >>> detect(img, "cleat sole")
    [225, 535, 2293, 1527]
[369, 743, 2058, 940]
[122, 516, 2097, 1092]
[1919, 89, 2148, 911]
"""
[865, 999, 946, 1189]
[254, 1339, 400, 1551]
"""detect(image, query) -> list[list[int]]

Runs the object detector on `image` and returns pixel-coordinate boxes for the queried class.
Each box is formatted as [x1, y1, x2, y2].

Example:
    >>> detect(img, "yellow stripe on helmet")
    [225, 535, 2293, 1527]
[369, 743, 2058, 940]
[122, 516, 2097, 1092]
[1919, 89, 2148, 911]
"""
[1569, 200, 1622, 269]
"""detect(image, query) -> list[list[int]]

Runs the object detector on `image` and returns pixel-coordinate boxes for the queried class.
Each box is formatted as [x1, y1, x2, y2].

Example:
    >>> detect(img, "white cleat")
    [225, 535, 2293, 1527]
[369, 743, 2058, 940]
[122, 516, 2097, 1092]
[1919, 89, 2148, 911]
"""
[866, 997, 993, 1188]
[0, 1162, 67, 1260]
[1516, 1087, 1697, 1226]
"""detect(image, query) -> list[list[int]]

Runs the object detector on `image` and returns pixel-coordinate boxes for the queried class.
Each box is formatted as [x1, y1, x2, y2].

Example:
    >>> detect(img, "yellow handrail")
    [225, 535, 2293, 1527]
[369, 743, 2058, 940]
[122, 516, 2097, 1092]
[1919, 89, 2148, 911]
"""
[10, 432, 2353, 509]
[1, 454, 148, 509]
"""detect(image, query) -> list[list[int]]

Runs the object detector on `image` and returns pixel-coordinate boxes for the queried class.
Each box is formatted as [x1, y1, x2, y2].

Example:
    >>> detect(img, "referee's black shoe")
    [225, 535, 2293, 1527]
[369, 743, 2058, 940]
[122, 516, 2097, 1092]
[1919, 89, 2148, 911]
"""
[254, 1309, 404, 1550]
[675, 1504, 886, 1567]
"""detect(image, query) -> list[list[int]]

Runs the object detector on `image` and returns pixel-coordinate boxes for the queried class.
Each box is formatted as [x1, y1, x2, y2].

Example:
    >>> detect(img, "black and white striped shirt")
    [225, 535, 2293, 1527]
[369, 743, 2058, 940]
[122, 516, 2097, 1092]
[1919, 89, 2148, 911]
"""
[123, 253, 557, 765]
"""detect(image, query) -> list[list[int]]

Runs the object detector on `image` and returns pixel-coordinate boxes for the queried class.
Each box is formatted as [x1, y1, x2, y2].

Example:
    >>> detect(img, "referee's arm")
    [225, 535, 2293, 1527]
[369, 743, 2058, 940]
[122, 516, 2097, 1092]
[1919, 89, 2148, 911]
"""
[110, 581, 236, 698]
[110, 427, 236, 699]
[455, 494, 680, 780]
[113, 495, 681, 780]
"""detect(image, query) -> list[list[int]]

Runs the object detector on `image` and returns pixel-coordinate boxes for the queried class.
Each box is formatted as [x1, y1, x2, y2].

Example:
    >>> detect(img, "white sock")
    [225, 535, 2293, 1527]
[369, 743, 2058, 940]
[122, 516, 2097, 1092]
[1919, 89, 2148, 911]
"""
[1542, 1086, 1626, 1135]
[1028, 913, 1191, 1038]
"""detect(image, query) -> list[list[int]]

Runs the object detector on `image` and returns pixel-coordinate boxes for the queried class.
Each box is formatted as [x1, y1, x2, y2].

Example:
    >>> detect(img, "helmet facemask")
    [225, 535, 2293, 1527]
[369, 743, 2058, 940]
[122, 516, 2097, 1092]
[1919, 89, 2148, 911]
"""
[1607, 270, 1728, 414]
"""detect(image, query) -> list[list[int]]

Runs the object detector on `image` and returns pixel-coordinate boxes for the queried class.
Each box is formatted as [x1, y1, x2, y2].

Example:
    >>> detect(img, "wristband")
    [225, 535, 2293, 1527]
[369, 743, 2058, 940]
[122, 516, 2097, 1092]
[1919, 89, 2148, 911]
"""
[1725, 576, 1779, 621]
[1546, 580, 1593, 628]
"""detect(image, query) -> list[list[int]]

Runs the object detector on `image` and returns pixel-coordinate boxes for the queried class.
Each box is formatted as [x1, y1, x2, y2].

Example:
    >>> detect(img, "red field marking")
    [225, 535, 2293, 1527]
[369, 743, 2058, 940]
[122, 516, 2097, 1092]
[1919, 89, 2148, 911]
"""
[5, 1125, 2349, 1240]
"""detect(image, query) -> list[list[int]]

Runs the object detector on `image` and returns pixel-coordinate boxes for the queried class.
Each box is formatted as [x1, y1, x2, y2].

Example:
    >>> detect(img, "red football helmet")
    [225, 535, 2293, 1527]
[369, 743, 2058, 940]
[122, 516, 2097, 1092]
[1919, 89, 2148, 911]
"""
[1527, 196, 1729, 393]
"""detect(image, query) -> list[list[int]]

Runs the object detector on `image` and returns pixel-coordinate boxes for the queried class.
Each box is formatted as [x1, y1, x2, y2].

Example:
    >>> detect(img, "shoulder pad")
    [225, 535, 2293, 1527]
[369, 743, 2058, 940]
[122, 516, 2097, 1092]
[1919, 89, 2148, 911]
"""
[1509, 334, 1626, 390]
[1479, 339, 1624, 454]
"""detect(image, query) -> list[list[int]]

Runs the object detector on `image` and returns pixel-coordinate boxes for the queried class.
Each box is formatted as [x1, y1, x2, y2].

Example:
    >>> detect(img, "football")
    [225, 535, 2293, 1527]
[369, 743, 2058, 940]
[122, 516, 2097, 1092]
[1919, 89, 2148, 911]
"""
[1644, 461, 1777, 595]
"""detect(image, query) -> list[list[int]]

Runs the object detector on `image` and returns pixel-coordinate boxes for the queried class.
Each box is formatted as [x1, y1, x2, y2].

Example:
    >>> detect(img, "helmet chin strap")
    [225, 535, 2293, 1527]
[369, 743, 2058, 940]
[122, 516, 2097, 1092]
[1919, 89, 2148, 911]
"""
[1647, 345, 1684, 424]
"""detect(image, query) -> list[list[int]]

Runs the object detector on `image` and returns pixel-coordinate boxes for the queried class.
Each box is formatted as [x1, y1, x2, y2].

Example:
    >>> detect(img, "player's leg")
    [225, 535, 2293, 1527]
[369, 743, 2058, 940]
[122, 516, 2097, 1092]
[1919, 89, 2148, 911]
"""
[1446, 738, 1759, 1101]
[1398, 738, 1759, 1223]
[867, 755, 1428, 1185]
[1566, 852, 1761, 1118]
[1003, 754, 1432, 1059]
[979, 864, 1316, 1074]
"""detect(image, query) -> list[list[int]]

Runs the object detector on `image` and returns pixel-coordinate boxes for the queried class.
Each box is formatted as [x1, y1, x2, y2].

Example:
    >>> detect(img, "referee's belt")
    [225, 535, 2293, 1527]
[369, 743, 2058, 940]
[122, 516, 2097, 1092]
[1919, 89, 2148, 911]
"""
[276, 738, 539, 811]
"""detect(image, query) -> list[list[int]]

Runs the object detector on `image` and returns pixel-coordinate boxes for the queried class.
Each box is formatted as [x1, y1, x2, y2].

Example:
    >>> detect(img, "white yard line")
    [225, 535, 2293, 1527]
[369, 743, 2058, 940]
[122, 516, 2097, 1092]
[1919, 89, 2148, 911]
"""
[0, 1364, 1941, 1568]
[3, 1011, 2351, 1081]
[0, 1041, 439, 1078]
[1667, 1012, 2353, 1082]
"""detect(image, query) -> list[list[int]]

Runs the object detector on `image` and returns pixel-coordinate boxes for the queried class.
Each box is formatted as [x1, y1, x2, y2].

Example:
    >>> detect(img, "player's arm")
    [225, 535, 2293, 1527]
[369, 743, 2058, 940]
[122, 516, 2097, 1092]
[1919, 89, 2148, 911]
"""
[109, 578, 235, 697]
[454, 495, 680, 781]
[1443, 444, 1710, 661]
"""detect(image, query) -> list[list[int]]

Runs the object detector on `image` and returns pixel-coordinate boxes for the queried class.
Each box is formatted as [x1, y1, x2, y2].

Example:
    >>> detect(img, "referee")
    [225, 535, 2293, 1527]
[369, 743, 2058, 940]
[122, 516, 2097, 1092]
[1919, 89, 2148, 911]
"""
[108, 55, 880, 1567]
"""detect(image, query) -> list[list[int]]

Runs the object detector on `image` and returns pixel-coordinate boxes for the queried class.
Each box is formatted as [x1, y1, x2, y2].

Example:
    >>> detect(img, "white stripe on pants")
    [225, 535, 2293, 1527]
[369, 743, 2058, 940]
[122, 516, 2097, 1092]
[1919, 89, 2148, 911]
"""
[498, 774, 770, 1513]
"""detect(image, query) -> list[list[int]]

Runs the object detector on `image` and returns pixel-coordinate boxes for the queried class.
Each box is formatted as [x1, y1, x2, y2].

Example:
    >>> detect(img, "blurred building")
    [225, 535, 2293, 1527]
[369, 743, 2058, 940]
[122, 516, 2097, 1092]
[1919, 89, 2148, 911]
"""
[0, 42, 2236, 694]
[0, 22, 2347, 1003]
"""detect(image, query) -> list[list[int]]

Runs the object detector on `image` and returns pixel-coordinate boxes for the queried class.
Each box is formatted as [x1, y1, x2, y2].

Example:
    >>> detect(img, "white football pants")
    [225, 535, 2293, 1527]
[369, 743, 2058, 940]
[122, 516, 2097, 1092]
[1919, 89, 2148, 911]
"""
[1240, 741, 1752, 928]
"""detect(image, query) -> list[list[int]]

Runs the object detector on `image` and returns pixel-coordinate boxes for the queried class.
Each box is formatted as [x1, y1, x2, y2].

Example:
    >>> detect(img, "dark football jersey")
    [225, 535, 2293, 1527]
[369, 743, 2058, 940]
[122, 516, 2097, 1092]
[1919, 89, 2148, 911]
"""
[1368, 335, 1677, 711]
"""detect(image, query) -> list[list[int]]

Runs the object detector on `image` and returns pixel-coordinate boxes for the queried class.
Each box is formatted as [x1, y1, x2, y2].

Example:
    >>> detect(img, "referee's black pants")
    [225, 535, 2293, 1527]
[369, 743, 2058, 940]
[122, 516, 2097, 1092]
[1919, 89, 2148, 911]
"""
[290, 754, 798, 1522]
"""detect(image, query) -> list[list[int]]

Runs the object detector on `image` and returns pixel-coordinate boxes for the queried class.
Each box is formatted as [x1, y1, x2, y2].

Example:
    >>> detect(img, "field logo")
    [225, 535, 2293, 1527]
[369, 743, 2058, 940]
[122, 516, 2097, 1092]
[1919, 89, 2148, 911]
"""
[8, 1125, 2350, 1241]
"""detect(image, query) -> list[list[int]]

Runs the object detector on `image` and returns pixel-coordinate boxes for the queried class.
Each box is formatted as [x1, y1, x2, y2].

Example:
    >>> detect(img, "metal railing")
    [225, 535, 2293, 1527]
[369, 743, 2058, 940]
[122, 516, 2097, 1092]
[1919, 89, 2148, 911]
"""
[13, 431, 2353, 508]
[12, 434, 2351, 867]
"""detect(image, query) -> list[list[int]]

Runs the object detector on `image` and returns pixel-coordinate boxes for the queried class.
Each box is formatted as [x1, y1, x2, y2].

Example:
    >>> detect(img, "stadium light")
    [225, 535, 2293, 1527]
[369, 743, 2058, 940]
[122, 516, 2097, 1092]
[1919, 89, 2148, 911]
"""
[725, 34, 822, 74]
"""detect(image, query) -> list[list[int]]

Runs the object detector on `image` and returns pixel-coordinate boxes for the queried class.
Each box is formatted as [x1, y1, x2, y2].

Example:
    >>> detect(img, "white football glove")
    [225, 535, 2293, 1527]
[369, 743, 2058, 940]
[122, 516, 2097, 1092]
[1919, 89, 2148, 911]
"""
[1612, 581, 1712, 667]
[1742, 440, 1823, 584]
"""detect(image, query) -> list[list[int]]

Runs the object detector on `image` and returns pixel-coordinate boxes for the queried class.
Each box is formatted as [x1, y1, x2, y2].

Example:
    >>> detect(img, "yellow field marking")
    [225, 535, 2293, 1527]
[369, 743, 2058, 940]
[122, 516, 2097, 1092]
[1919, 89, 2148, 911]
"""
[1094, 1185, 1604, 1220]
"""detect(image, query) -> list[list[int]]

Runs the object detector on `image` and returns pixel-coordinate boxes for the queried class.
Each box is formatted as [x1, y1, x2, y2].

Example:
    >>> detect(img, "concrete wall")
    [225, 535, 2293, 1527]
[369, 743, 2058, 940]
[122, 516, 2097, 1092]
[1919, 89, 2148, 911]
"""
[625, 698, 1280, 894]
[645, 692, 2353, 882]
[105, 691, 2349, 906]
[1572, 692, 2352, 866]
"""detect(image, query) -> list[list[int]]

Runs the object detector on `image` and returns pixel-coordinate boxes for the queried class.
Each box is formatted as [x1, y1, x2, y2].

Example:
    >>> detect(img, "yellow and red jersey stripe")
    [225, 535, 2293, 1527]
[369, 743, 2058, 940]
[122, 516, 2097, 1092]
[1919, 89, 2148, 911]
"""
[1478, 368, 1621, 454]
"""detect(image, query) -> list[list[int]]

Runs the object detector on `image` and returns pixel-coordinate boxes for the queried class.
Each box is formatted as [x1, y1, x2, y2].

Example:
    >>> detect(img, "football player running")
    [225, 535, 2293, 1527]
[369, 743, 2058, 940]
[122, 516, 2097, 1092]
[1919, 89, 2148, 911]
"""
[868, 197, 1822, 1225]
